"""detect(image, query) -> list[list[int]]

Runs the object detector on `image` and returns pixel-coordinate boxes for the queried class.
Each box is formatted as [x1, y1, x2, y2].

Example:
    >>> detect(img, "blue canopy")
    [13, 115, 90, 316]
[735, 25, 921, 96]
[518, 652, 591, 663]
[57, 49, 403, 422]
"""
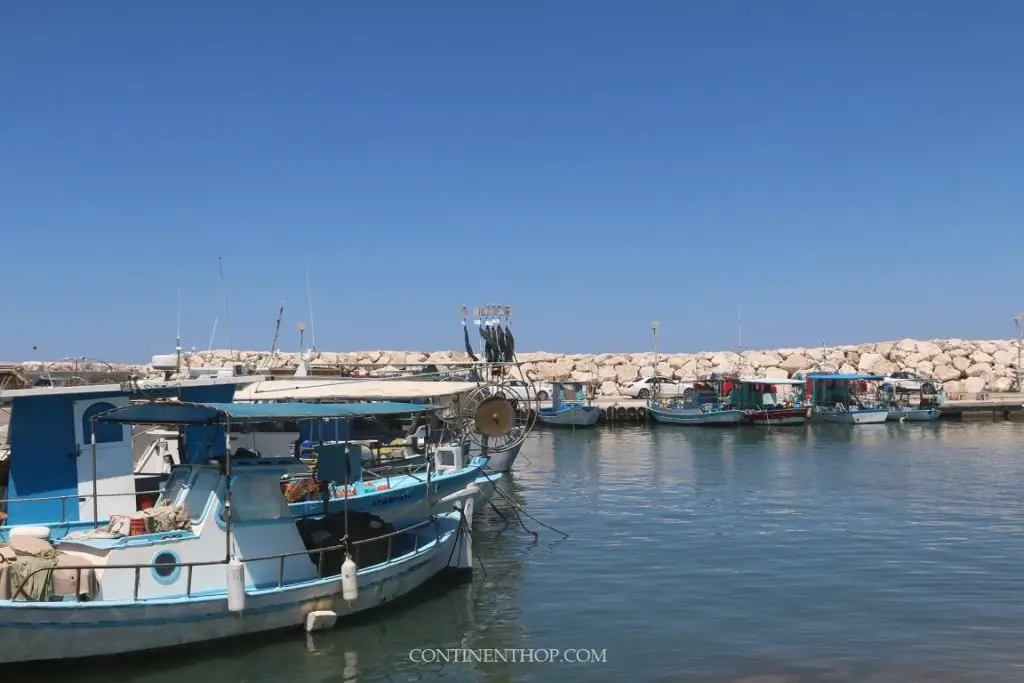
[95, 400, 435, 425]
[805, 373, 884, 381]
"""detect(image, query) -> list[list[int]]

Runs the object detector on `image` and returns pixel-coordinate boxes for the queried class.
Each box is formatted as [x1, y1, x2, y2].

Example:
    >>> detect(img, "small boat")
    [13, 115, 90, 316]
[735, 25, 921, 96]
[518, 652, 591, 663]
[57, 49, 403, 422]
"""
[0, 400, 476, 665]
[648, 375, 745, 426]
[887, 405, 941, 422]
[881, 384, 944, 422]
[806, 373, 889, 424]
[537, 381, 601, 427]
[728, 377, 808, 425]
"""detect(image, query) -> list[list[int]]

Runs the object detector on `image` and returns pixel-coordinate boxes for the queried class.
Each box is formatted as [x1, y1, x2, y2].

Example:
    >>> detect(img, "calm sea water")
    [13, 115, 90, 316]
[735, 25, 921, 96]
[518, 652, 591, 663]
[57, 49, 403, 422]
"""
[68, 421, 1024, 682]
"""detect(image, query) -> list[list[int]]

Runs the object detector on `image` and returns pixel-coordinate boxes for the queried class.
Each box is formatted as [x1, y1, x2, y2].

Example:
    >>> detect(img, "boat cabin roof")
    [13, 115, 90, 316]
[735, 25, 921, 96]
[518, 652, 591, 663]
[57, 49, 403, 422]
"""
[736, 377, 806, 385]
[233, 378, 478, 402]
[95, 400, 435, 426]
[806, 373, 884, 382]
[0, 374, 259, 400]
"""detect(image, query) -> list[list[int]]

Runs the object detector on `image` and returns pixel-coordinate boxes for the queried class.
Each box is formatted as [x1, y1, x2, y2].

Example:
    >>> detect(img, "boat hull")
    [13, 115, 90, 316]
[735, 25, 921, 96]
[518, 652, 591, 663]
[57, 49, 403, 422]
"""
[0, 517, 466, 664]
[747, 408, 808, 426]
[812, 408, 888, 424]
[481, 441, 522, 473]
[537, 406, 601, 427]
[887, 408, 941, 422]
[648, 406, 745, 425]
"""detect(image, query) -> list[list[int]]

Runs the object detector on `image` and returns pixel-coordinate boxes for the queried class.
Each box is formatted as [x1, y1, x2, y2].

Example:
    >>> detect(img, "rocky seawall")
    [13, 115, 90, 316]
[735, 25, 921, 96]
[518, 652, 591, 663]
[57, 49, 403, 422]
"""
[12, 338, 1022, 397]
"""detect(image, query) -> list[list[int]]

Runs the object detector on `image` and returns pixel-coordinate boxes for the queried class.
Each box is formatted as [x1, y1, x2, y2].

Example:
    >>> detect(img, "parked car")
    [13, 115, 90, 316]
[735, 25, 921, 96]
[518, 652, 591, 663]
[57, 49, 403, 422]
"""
[880, 370, 942, 394]
[500, 378, 555, 402]
[621, 376, 693, 399]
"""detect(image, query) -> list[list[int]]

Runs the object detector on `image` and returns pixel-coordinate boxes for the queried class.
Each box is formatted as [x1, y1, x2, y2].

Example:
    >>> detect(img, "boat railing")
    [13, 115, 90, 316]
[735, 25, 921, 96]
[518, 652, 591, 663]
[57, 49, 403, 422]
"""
[0, 489, 152, 527]
[9, 515, 448, 603]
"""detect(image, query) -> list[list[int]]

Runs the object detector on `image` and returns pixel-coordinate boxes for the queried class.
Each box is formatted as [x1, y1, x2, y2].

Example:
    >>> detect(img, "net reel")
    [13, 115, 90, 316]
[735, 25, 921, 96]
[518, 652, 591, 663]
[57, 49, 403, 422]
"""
[459, 382, 535, 452]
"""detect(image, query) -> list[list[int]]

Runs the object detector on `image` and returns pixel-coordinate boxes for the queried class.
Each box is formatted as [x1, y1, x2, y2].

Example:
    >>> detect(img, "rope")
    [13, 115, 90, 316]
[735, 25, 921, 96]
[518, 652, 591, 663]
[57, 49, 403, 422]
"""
[476, 469, 569, 540]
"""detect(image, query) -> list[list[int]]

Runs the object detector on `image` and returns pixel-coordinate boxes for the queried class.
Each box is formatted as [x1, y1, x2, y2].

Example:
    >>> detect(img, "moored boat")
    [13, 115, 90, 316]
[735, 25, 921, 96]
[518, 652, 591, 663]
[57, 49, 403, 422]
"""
[537, 381, 601, 427]
[0, 400, 477, 665]
[728, 377, 809, 426]
[647, 375, 745, 426]
[806, 373, 888, 424]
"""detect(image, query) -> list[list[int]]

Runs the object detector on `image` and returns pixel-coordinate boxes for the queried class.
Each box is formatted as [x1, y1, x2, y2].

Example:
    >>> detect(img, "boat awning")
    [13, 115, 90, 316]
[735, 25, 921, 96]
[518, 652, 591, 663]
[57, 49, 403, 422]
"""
[233, 378, 478, 402]
[805, 373, 884, 381]
[736, 377, 807, 385]
[95, 400, 435, 425]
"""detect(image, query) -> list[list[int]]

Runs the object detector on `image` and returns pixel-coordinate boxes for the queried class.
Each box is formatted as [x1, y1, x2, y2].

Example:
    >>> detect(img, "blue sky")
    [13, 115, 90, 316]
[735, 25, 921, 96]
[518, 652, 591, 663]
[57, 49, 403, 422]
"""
[2, 1, 1021, 361]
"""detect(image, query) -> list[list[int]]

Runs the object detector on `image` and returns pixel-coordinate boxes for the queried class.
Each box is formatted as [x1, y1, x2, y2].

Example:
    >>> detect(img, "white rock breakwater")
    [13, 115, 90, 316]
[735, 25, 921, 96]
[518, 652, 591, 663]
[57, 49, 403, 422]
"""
[16, 338, 1022, 397]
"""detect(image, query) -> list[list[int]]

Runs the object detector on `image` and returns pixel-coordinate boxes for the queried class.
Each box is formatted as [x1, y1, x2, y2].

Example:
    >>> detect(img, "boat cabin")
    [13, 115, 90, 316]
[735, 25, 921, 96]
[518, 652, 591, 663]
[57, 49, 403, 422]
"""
[806, 373, 884, 408]
[729, 378, 806, 409]
[0, 400, 440, 603]
[550, 381, 589, 410]
[0, 376, 256, 528]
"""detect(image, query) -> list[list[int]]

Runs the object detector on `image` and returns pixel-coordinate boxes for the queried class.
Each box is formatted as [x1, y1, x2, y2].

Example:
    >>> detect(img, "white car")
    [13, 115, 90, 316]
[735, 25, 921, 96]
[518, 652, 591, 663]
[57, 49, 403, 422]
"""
[499, 378, 555, 402]
[880, 371, 942, 394]
[621, 376, 693, 399]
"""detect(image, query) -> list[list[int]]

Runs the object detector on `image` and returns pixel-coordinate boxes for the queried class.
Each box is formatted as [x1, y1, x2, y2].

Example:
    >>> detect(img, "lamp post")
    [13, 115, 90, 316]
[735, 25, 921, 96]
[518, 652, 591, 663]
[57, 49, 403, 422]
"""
[1015, 314, 1024, 392]
[651, 320, 660, 373]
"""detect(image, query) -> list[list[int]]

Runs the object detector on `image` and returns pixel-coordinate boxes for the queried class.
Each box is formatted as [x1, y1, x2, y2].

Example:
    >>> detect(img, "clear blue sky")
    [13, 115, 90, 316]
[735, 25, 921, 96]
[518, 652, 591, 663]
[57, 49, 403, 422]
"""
[2, 1, 1021, 362]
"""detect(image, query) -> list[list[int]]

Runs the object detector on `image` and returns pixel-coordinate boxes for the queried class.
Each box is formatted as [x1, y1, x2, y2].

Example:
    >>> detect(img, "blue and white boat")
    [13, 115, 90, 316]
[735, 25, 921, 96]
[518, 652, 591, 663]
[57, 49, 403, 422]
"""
[0, 379, 489, 542]
[806, 373, 889, 424]
[537, 381, 600, 427]
[0, 375, 255, 539]
[647, 375, 745, 425]
[0, 400, 476, 665]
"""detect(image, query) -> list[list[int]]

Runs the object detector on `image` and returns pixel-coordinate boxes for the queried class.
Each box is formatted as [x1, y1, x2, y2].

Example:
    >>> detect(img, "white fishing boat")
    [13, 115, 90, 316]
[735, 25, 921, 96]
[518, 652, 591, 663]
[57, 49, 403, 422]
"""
[537, 381, 601, 427]
[807, 373, 889, 424]
[0, 400, 476, 665]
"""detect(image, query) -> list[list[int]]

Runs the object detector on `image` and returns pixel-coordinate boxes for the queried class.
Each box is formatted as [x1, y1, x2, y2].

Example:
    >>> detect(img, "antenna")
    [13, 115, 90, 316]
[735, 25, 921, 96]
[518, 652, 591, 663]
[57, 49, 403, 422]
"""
[207, 317, 218, 352]
[270, 302, 284, 356]
[737, 305, 743, 351]
[217, 257, 235, 361]
[305, 256, 317, 352]
[176, 284, 183, 370]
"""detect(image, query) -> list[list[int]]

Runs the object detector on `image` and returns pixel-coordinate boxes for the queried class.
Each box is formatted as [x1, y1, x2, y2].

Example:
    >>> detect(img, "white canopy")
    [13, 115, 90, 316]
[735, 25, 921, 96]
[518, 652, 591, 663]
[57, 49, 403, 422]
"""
[233, 378, 478, 402]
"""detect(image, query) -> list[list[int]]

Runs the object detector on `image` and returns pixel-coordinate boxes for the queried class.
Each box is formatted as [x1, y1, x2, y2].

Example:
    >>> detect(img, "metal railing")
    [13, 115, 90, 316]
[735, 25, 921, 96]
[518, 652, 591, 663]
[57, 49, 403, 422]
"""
[0, 490, 153, 527]
[9, 515, 454, 603]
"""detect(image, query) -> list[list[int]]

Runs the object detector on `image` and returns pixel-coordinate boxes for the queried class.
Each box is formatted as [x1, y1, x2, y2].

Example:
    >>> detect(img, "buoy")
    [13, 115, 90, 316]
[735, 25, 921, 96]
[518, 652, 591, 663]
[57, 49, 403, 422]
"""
[305, 609, 338, 632]
[341, 554, 358, 602]
[227, 557, 246, 612]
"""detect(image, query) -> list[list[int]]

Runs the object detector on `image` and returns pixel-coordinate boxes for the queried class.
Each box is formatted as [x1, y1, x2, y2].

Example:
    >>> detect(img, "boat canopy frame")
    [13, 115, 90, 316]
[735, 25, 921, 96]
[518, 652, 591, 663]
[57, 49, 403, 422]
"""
[94, 400, 437, 426]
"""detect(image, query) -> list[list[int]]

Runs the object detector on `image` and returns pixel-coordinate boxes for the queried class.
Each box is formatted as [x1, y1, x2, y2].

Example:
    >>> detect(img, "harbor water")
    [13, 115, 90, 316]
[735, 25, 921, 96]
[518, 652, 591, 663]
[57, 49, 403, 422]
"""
[67, 422, 1023, 682]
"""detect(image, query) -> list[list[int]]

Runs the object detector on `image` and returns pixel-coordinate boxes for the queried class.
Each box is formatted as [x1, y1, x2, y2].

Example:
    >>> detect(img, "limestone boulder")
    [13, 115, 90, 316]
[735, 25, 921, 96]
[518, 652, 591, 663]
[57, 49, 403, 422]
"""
[991, 377, 1014, 392]
[965, 363, 992, 378]
[615, 364, 640, 383]
[933, 364, 961, 382]
[599, 381, 621, 397]
[780, 353, 816, 374]
[745, 351, 783, 368]
[992, 348, 1016, 366]
[916, 341, 942, 358]
[952, 356, 971, 372]
[963, 376, 986, 395]
[970, 350, 994, 365]
[759, 366, 790, 379]
[857, 352, 886, 373]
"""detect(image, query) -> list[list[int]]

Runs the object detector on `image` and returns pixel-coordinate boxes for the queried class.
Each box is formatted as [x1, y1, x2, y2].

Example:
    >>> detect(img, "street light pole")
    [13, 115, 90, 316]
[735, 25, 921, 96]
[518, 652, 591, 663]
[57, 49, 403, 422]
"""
[1015, 314, 1024, 392]
[651, 320, 660, 372]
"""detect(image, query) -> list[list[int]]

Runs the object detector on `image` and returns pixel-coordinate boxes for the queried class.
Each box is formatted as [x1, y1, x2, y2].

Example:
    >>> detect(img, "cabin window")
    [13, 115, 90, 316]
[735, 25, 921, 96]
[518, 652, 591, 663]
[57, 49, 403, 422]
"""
[158, 467, 190, 505]
[228, 476, 291, 522]
[184, 469, 220, 522]
[81, 402, 123, 444]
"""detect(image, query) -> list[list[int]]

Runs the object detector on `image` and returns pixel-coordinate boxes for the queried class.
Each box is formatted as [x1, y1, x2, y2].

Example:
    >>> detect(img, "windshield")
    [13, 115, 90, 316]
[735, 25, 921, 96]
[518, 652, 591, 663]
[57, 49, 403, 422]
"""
[158, 467, 190, 506]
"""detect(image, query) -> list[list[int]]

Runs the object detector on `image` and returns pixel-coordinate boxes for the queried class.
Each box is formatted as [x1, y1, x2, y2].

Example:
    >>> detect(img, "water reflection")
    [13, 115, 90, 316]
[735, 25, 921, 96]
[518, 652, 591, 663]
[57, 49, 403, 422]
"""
[61, 421, 1024, 683]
